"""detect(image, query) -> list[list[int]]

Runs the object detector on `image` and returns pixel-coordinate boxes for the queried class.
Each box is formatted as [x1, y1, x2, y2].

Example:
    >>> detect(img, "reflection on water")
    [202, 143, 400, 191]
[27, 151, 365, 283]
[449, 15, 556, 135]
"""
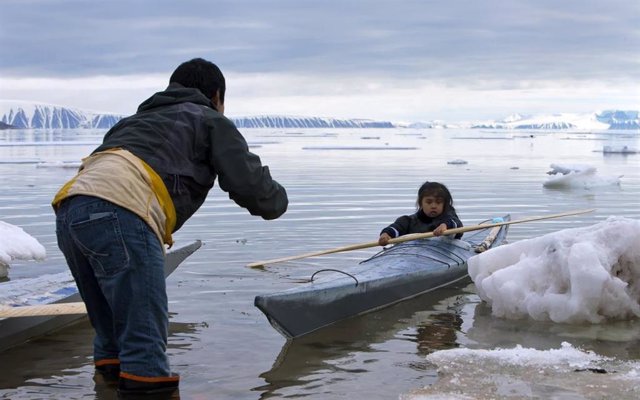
[467, 298, 640, 359]
[0, 317, 205, 399]
[0, 127, 639, 399]
[414, 313, 463, 356]
[256, 281, 472, 398]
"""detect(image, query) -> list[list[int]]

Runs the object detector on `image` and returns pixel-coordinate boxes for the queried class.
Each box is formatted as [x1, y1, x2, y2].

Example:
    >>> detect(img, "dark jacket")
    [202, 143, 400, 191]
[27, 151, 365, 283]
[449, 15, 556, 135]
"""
[94, 83, 288, 231]
[380, 209, 463, 239]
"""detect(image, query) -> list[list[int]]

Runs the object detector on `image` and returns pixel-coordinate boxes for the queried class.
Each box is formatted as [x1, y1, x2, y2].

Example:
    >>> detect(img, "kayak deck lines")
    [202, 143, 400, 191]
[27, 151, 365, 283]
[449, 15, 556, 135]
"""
[255, 216, 511, 339]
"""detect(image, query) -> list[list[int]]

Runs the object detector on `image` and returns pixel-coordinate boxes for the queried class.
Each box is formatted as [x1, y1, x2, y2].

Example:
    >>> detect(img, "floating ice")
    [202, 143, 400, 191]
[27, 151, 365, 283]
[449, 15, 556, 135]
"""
[427, 341, 605, 368]
[302, 146, 418, 150]
[543, 163, 622, 189]
[402, 342, 640, 399]
[35, 161, 82, 168]
[0, 221, 46, 278]
[468, 217, 640, 323]
[546, 163, 592, 175]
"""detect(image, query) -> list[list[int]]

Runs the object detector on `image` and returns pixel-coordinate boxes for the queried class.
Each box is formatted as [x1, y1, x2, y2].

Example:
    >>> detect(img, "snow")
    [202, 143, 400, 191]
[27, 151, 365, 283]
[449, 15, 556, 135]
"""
[403, 342, 640, 399]
[504, 112, 610, 130]
[392, 215, 640, 399]
[468, 216, 640, 324]
[0, 99, 110, 119]
[2, 100, 637, 129]
[427, 342, 604, 368]
[0, 100, 40, 118]
[543, 163, 622, 189]
[470, 112, 618, 130]
[0, 221, 46, 278]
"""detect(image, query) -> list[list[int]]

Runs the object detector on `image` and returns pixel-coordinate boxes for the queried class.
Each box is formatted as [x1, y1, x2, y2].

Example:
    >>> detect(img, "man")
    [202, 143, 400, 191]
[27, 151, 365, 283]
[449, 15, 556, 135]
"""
[53, 58, 288, 397]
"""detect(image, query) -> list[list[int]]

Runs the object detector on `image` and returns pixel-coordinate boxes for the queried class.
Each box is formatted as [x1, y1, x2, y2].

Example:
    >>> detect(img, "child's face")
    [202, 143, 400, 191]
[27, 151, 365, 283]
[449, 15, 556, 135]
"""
[420, 196, 444, 217]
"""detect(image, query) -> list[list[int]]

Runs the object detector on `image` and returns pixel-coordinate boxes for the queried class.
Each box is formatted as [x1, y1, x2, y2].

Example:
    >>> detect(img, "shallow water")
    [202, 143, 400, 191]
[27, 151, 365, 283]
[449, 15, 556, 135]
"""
[0, 127, 639, 399]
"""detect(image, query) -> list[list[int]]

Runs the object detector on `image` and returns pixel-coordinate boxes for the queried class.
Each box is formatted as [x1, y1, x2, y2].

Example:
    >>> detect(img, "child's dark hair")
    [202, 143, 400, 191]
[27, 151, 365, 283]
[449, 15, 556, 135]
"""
[416, 181, 456, 212]
[169, 58, 226, 103]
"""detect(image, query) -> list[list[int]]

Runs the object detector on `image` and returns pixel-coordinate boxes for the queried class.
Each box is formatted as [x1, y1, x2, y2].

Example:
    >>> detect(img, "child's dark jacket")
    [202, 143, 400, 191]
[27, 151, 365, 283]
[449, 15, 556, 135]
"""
[380, 210, 463, 239]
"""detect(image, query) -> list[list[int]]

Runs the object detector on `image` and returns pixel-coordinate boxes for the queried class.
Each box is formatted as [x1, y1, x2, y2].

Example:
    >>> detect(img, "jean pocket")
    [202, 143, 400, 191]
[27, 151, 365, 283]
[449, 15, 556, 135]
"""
[70, 211, 130, 277]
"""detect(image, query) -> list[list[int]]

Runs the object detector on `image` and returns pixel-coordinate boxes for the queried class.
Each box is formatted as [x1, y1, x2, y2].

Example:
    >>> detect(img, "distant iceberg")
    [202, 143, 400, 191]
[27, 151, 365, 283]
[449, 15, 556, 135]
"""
[0, 100, 124, 129]
[543, 163, 622, 189]
[231, 115, 394, 129]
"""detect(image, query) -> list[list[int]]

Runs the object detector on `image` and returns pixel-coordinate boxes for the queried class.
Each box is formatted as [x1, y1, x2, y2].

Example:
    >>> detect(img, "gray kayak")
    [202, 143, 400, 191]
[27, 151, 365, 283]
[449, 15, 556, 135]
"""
[0, 240, 202, 352]
[255, 216, 510, 339]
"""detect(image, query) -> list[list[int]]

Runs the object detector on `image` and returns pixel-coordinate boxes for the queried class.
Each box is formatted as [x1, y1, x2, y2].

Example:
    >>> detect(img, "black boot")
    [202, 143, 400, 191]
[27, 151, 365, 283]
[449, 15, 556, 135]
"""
[94, 360, 121, 386]
[117, 372, 179, 399]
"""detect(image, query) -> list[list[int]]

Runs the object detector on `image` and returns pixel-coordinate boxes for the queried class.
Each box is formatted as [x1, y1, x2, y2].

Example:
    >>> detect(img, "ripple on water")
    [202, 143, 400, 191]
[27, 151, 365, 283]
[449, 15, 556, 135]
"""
[1, 128, 639, 399]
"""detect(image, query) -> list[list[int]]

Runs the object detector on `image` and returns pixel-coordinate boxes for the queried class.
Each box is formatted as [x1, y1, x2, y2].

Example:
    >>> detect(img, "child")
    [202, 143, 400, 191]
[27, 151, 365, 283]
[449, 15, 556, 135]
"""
[378, 181, 463, 246]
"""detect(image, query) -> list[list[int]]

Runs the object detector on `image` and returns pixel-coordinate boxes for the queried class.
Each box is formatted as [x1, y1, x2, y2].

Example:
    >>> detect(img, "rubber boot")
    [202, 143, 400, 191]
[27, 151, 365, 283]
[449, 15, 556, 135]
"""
[94, 359, 121, 386]
[117, 372, 180, 399]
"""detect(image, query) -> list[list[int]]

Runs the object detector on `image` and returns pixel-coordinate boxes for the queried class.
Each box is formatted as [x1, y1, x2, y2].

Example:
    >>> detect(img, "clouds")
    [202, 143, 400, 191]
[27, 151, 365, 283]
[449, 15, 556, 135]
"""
[1, 0, 638, 120]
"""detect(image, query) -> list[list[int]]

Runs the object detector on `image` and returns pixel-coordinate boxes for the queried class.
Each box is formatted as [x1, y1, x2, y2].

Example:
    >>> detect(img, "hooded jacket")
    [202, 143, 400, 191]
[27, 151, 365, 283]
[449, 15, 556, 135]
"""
[93, 83, 288, 231]
[380, 209, 463, 239]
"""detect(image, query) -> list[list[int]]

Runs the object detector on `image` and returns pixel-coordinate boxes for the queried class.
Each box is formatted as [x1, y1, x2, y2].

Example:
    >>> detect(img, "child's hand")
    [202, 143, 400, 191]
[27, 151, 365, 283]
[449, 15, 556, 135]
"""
[433, 223, 448, 236]
[378, 233, 392, 246]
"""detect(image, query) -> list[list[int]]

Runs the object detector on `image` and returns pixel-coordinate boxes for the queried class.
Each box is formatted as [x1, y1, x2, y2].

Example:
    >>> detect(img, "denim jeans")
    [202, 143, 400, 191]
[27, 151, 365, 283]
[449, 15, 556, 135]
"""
[55, 195, 170, 378]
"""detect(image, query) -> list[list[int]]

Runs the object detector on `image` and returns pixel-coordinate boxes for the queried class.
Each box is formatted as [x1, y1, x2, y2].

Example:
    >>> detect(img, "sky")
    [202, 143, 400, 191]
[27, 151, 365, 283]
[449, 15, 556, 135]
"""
[0, 0, 639, 123]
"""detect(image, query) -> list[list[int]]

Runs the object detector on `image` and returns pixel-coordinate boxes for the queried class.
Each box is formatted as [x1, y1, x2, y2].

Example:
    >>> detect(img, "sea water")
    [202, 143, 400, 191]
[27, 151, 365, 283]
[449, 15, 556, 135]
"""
[0, 127, 639, 399]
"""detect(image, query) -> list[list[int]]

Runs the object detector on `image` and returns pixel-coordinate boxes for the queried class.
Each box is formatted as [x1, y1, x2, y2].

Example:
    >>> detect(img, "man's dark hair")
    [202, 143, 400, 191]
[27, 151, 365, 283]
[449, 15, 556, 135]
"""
[169, 58, 226, 103]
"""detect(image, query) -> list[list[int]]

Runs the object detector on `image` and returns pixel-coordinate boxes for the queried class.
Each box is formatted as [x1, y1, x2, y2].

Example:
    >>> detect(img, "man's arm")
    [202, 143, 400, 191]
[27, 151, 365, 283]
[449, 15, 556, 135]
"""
[209, 117, 288, 220]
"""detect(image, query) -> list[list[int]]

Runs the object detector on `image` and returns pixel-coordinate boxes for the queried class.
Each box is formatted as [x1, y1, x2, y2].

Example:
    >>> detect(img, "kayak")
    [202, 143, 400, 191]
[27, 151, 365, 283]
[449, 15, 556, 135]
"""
[255, 217, 510, 339]
[0, 240, 201, 352]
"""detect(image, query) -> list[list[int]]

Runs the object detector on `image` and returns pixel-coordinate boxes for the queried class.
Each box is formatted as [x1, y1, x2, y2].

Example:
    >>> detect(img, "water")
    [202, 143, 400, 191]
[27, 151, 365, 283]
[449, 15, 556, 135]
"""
[0, 127, 639, 399]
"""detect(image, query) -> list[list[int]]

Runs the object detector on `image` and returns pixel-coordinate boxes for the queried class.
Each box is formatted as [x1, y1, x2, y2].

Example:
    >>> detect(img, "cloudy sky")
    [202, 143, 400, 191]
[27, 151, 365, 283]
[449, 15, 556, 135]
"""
[1, 0, 638, 122]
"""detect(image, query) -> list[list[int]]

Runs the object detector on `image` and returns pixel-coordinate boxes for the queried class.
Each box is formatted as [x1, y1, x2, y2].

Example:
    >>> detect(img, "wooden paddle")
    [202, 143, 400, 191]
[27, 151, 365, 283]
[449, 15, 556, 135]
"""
[0, 302, 87, 318]
[246, 208, 596, 268]
[0, 209, 594, 318]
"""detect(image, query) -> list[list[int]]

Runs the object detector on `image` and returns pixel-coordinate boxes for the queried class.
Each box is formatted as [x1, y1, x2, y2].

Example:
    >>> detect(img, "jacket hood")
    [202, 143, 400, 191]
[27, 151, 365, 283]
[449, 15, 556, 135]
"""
[137, 82, 215, 113]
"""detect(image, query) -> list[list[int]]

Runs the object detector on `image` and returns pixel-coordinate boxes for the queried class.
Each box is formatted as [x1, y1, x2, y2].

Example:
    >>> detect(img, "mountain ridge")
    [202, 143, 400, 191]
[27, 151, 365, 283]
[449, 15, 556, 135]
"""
[1, 100, 638, 130]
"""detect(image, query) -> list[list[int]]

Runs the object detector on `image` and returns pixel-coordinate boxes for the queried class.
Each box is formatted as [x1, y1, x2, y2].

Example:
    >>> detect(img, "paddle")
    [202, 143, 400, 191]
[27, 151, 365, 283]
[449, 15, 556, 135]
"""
[0, 302, 87, 318]
[246, 208, 596, 268]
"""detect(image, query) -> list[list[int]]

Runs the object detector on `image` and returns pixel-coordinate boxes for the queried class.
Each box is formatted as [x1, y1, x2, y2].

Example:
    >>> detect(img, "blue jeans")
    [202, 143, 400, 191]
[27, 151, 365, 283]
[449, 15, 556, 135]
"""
[55, 195, 170, 378]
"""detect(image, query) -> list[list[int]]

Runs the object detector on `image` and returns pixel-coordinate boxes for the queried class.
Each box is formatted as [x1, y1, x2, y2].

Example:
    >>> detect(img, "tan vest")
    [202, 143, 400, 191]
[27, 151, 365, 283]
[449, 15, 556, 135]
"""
[52, 149, 176, 248]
